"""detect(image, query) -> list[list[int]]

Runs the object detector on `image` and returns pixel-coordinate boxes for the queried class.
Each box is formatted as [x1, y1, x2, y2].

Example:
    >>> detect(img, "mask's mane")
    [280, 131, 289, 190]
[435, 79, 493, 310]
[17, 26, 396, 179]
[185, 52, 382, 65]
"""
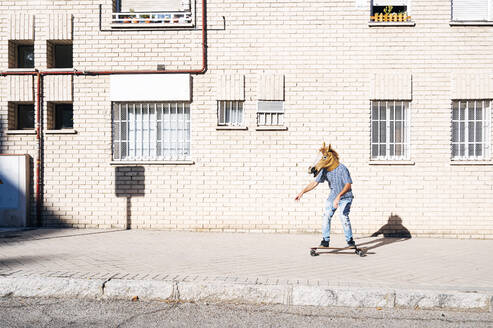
[321, 147, 339, 161]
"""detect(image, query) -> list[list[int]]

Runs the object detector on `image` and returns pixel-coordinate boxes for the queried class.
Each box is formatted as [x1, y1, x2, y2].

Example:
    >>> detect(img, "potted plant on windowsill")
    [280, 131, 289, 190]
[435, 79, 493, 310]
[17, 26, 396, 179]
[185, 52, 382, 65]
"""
[121, 13, 131, 23]
[371, 5, 412, 22]
[142, 14, 151, 23]
[128, 8, 139, 24]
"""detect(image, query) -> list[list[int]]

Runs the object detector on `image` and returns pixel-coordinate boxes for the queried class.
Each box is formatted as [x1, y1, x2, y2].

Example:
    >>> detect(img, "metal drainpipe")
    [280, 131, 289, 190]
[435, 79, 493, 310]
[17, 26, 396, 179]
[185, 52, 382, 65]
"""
[35, 71, 42, 226]
[0, 0, 208, 226]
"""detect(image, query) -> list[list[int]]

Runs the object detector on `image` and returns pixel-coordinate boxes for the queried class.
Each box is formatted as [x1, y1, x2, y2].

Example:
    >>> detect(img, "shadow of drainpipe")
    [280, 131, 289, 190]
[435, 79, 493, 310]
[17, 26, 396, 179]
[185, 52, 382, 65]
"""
[115, 166, 145, 230]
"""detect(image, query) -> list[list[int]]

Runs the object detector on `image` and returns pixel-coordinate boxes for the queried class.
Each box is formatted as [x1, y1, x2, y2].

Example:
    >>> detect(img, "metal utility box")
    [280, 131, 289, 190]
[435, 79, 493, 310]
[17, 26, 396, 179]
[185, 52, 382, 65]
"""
[0, 154, 30, 227]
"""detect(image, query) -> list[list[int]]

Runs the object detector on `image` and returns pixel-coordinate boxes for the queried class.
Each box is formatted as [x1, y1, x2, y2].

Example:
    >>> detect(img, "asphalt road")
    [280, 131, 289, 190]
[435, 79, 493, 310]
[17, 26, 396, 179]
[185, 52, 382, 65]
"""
[0, 297, 492, 328]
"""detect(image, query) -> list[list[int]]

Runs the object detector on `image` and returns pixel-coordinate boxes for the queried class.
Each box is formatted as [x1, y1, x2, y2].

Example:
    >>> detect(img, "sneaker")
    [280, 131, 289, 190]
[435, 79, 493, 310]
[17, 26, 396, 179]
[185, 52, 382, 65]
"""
[347, 238, 356, 247]
[320, 239, 329, 247]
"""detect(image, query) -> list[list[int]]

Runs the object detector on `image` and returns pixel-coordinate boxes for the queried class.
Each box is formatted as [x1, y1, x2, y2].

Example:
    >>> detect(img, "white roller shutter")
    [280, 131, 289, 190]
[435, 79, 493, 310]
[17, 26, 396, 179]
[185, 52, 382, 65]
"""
[452, 0, 492, 21]
[121, 0, 189, 12]
[373, 0, 408, 6]
[110, 74, 191, 101]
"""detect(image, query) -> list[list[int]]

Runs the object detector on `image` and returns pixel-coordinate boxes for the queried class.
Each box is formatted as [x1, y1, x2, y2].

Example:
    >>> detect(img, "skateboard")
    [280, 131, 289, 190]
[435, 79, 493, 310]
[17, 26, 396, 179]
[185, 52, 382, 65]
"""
[310, 245, 365, 257]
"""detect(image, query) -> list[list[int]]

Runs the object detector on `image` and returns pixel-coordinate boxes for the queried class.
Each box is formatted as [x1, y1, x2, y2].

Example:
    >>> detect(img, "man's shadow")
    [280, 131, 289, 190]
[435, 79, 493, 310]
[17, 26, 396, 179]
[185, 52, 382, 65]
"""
[358, 213, 411, 254]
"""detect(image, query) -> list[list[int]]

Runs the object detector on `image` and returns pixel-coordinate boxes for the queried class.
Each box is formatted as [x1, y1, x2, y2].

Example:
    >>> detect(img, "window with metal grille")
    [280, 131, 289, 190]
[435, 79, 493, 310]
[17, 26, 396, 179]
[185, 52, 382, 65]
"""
[371, 100, 410, 160]
[117, 0, 190, 12]
[451, 100, 491, 160]
[217, 101, 243, 127]
[112, 102, 190, 161]
[112, 0, 193, 26]
[257, 101, 284, 127]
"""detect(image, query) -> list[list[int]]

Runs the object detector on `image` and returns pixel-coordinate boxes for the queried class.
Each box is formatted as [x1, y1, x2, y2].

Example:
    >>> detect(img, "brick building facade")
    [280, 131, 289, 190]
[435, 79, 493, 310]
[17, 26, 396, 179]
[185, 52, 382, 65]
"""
[1, 0, 492, 238]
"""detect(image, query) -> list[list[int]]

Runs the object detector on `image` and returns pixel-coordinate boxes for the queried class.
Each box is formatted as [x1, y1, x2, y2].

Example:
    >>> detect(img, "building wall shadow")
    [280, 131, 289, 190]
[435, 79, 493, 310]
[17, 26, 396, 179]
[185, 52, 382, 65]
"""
[115, 166, 145, 229]
[1, 157, 147, 231]
[0, 115, 4, 154]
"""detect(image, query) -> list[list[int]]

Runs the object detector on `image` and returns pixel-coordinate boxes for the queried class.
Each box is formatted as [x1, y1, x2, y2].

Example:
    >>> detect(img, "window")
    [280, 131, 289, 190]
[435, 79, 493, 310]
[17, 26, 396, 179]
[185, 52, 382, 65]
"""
[47, 103, 73, 130]
[112, 0, 193, 26]
[452, 0, 493, 22]
[217, 101, 243, 127]
[55, 104, 73, 129]
[8, 41, 34, 68]
[16, 104, 35, 130]
[451, 100, 491, 160]
[370, 1, 411, 22]
[371, 101, 410, 160]
[112, 102, 190, 161]
[257, 101, 284, 127]
[47, 41, 73, 69]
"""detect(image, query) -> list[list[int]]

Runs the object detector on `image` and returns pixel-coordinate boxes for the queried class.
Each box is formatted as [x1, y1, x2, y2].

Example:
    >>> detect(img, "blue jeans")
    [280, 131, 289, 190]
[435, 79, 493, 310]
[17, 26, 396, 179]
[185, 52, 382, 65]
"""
[322, 197, 353, 242]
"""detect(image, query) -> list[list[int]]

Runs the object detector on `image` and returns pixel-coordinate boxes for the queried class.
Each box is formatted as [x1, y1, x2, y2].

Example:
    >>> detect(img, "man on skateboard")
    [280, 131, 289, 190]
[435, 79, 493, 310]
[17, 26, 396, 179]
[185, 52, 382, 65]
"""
[295, 143, 356, 248]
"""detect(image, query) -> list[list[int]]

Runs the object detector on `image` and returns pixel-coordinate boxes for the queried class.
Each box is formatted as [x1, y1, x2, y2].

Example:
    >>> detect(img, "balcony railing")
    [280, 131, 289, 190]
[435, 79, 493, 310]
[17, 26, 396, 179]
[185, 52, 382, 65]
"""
[111, 11, 193, 27]
[370, 13, 412, 22]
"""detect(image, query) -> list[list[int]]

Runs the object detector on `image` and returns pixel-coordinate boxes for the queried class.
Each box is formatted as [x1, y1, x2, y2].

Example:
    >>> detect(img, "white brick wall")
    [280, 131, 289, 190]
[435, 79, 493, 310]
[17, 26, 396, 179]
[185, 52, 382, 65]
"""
[8, 13, 34, 40]
[370, 72, 412, 100]
[0, 0, 492, 238]
[47, 13, 72, 40]
[44, 75, 72, 102]
[7, 75, 33, 102]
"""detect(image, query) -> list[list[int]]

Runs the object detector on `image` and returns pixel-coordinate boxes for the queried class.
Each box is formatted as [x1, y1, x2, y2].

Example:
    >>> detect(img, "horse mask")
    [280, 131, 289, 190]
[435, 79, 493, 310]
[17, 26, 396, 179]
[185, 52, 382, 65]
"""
[308, 143, 340, 177]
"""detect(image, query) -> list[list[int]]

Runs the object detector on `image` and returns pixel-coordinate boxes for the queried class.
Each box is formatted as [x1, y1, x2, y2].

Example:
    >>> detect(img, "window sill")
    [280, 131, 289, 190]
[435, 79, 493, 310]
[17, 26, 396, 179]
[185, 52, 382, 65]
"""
[369, 160, 415, 165]
[368, 22, 415, 27]
[450, 21, 493, 26]
[216, 126, 248, 131]
[256, 126, 288, 131]
[4, 68, 36, 73]
[44, 68, 76, 72]
[45, 129, 77, 134]
[110, 22, 194, 29]
[110, 160, 195, 165]
[450, 161, 493, 166]
[6, 130, 36, 135]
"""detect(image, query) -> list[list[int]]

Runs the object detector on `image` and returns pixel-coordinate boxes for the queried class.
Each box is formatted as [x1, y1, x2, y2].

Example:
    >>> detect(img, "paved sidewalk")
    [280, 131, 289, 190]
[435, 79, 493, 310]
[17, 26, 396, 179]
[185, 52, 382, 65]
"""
[0, 229, 492, 311]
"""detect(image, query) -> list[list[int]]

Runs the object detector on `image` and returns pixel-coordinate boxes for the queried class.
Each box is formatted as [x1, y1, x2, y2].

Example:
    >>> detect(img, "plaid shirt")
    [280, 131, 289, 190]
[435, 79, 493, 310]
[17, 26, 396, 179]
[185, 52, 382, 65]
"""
[315, 163, 354, 201]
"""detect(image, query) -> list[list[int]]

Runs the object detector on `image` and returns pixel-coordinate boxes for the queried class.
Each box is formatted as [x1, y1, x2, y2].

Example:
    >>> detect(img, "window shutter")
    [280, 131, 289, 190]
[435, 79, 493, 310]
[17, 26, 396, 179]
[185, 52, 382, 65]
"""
[373, 0, 408, 6]
[452, 0, 492, 21]
[257, 74, 284, 101]
[258, 101, 284, 113]
[121, 0, 188, 12]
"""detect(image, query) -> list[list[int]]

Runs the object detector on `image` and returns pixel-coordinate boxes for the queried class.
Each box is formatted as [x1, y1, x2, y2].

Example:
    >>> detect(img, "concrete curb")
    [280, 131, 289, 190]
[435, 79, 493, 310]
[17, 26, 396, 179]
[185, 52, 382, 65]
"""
[292, 286, 396, 308]
[0, 277, 104, 299]
[177, 281, 292, 305]
[0, 276, 491, 312]
[103, 279, 175, 301]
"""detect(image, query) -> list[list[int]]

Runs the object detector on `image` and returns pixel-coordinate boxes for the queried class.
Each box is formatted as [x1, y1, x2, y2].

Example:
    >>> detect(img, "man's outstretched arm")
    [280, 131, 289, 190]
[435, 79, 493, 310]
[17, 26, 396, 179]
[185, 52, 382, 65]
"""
[295, 181, 319, 201]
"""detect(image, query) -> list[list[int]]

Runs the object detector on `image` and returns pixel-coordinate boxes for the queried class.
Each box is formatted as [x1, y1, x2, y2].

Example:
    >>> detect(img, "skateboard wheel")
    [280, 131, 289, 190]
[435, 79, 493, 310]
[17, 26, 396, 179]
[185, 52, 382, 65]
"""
[310, 249, 318, 257]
